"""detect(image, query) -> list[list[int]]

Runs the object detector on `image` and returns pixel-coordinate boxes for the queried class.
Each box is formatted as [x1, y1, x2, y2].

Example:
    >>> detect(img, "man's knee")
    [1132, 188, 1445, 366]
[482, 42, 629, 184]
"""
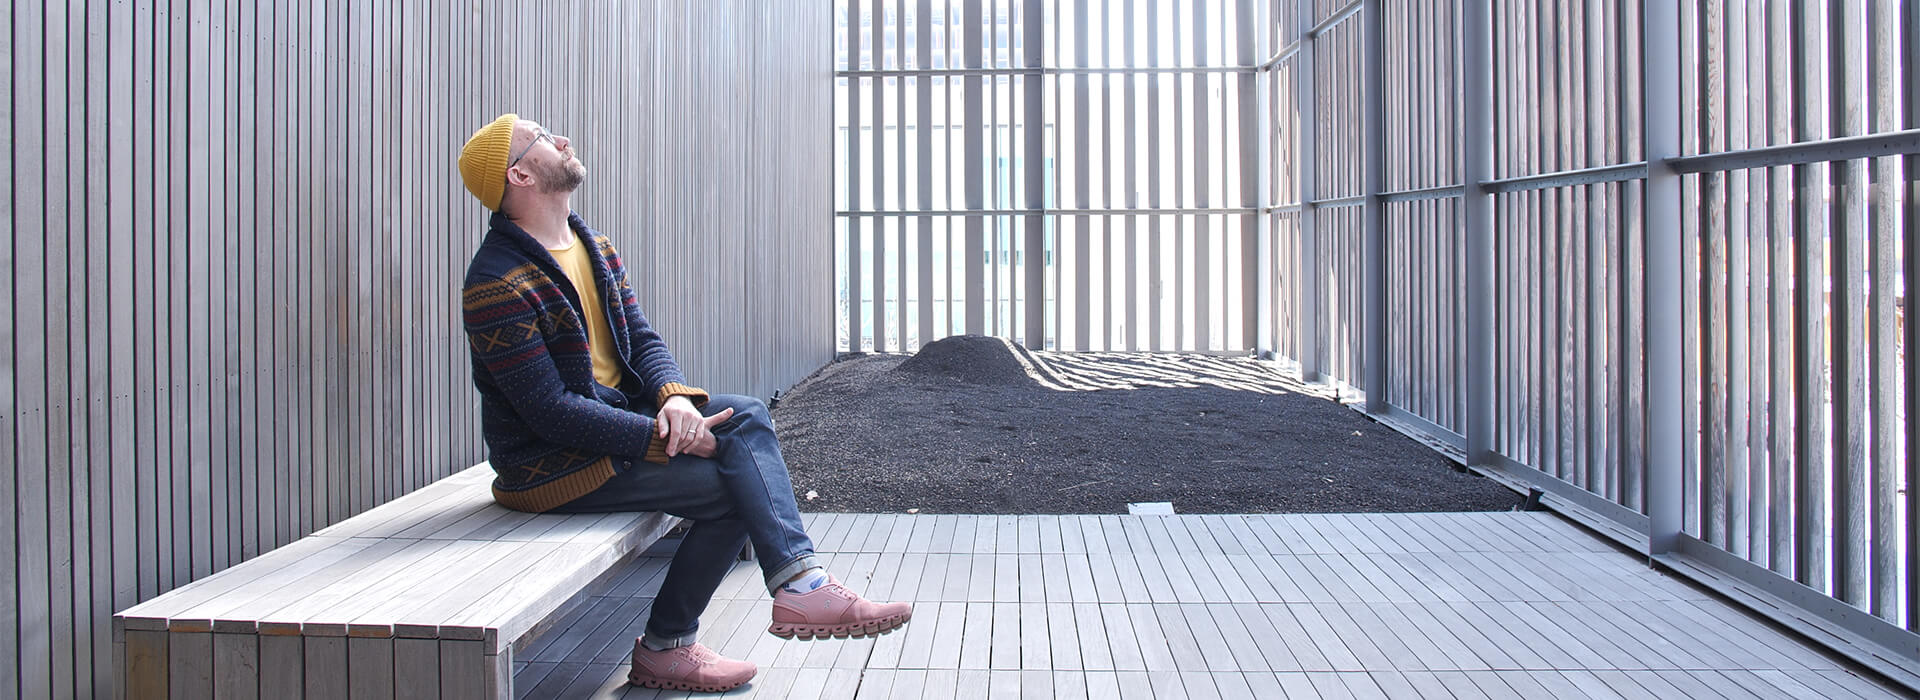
[642, 458, 737, 520]
[708, 393, 769, 425]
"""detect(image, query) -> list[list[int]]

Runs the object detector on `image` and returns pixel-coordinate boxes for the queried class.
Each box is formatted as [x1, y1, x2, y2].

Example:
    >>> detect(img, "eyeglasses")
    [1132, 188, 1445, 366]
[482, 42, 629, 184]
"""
[507, 127, 562, 169]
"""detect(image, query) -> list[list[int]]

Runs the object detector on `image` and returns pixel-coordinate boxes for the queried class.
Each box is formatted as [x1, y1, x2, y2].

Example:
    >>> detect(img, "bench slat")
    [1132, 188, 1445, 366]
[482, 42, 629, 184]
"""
[354, 480, 496, 540]
[167, 630, 213, 700]
[416, 497, 521, 541]
[114, 535, 356, 621]
[496, 513, 574, 542]
[389, 493, 502, 540]
[212, 631, 259, 700]
[522, 511, 611, 544]
[395, 637, 443, 698]
[258, 634, 303, 698]
[247, 536, 456, 629]
[332, 536, 526, 636]
[457, 508, 542, 541]
[437, 639, 497, 698]
[563, 512, 650, 547]
[124, 630, 169, 699]
[305, 469, 484, 539]
[454, 514, 678, 652]
[155, 536, 387, 625]
[457, 543, 615, 644]
[348, 539, 560, 638]
[347, 637, 396, 698]
[392, 540, 568, 645]
[301, 636, 348, 698]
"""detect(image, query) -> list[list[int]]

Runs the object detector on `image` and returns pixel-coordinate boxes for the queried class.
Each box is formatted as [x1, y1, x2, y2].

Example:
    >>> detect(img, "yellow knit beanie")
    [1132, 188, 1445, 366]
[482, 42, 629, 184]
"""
[459, 113, 518, 211]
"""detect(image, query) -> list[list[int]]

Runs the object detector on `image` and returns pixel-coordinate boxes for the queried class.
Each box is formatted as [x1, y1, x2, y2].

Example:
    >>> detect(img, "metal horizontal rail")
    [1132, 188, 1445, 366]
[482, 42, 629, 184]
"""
[838, 67, 1042, 78]
[837, 65, 1258, 78]
[1265, 130, 1916, 205]
[1245, 130, 1914, 214]
[1667, 128, 1920, 173]
[1310, 194, 1367, 208]
[1361, 402, 1654, 556]
[1262, 0, 1364, 71]
[1481, 162, 1650, 193]
[836, 207, 1259, 217]
[1259, 46, 1297, 72]
[1660, 541, 1920, 690]
[1485, 455, 1654, 552]
[1380, 184, 1465, 202]
[1261, 193, 1366, 214]
[1278, 130, 1914, 207]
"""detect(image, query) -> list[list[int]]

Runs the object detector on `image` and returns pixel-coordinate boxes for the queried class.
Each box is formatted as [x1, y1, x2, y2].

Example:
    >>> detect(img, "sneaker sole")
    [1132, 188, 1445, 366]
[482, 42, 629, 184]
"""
[767, 611, 912, 640]
[626, 671, 749, 694]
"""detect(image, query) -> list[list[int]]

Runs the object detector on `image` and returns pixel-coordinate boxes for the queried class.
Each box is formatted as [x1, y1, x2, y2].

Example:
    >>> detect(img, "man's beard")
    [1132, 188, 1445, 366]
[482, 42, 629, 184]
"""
[537, 156, 587, 194]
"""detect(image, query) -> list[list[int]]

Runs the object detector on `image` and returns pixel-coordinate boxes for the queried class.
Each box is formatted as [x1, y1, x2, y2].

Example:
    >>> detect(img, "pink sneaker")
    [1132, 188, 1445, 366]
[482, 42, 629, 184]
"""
[627, 641, 756, 693]
[769, 576, 913, 640]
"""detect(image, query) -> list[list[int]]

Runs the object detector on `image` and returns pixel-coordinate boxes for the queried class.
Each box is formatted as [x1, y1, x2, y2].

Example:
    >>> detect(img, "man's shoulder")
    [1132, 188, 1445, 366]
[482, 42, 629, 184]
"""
[587, 233, 622, 259]
[466, 235, 530, 277]
[463, 242, 550, 295]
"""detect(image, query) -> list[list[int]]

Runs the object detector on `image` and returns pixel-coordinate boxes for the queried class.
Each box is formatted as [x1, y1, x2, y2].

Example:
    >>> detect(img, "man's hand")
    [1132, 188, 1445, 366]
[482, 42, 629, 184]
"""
[681, 412, 731, 458]
[658, 395, 734, 457]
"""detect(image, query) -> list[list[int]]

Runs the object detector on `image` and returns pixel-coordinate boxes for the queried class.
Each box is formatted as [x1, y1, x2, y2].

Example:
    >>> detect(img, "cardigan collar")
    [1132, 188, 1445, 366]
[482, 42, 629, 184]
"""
[486, 210, 594, 261]
[481, 210, 626, 347]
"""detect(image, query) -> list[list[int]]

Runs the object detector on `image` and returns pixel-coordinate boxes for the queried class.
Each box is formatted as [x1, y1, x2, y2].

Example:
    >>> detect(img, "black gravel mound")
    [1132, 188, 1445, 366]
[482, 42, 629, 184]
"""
[893, 334, 1038, 385]
[773, 346, 1523, 515]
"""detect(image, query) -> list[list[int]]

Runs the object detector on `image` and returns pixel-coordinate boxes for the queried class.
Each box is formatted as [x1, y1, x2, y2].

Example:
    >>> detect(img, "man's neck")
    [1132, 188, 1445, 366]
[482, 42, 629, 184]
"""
[507, 195, 575, 250]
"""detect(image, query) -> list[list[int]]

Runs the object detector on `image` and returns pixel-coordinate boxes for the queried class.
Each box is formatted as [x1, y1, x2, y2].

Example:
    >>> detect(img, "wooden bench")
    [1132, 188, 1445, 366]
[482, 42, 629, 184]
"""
[114, 464, 678, 699]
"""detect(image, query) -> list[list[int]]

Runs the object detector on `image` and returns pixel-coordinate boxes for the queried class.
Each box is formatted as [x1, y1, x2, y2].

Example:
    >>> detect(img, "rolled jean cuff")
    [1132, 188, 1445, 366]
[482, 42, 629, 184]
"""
[640, 629, 699, 651]
[765, 553, 822, 596]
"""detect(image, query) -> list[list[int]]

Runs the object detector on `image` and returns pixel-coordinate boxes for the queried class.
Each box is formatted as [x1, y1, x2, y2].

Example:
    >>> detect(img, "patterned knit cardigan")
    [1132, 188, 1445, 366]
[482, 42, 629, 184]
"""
[462, 211, 708, 512]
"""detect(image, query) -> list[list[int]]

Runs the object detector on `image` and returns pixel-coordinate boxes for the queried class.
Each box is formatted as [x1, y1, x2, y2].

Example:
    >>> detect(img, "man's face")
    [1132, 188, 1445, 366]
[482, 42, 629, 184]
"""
[508, 119, 586, 194]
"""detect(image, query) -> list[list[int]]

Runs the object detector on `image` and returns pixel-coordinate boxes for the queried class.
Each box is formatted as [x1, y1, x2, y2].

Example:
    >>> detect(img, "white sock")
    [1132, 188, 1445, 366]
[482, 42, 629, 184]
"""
[780, 568, 829, 594]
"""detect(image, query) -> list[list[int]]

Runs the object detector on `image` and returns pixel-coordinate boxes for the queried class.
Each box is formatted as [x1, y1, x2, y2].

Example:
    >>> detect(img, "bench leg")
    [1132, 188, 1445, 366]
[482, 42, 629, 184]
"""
[438, 639, 514, 700]
[123, 630, 168, 700]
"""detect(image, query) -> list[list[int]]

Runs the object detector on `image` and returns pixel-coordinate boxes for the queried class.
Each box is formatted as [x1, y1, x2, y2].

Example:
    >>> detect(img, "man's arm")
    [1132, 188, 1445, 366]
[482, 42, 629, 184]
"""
[602, 242, 710, 409]
[463, 275, 674, 462]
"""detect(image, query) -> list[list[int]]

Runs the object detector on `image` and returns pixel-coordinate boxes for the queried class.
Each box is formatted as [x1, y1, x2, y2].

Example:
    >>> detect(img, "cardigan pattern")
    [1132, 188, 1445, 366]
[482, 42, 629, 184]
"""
[462, 211, 707, 512]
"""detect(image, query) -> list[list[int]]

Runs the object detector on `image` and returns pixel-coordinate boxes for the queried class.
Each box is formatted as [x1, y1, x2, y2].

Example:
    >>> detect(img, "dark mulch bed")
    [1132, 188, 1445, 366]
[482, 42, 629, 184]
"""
[771, 335, 1522, 514]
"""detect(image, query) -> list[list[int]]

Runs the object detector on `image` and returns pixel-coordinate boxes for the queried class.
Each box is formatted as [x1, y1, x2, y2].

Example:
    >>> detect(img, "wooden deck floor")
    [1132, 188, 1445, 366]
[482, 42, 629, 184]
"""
[512, 513, 1904, 699]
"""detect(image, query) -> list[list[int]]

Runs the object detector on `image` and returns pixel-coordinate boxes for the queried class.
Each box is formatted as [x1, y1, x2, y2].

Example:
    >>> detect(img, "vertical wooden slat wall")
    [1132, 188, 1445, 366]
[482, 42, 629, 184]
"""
[4, 1, 833, 696]
[832, 0, 1920, 682]
[1268, 0, 1920, 682]
[834, 0, 1260, 353]
[1379, 0, 1464, 437]
[1468, 0, 1642, 505]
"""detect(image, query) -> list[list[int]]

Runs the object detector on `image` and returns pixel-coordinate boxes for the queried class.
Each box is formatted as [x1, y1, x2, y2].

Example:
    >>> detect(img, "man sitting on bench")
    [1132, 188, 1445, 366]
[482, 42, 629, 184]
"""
[456, 113, 911, 693]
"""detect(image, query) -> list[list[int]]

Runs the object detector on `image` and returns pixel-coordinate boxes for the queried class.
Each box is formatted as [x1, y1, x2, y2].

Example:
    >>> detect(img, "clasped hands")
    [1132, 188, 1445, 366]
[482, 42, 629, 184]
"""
[657, 395, 735, 458]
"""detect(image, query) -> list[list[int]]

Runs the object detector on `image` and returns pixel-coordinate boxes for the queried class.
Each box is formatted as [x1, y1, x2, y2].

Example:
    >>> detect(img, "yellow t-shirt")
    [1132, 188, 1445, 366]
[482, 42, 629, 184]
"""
[547, 237, 624, 389]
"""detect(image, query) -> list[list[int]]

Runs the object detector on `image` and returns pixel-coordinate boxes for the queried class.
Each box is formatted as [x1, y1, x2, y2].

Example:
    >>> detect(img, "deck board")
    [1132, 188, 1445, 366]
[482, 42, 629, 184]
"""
[512, 513, 1906, 698]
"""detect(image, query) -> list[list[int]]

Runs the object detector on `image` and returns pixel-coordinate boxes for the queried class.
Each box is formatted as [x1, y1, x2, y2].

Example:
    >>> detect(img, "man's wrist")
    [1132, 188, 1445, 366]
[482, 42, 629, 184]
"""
[655, 382, 710, 409]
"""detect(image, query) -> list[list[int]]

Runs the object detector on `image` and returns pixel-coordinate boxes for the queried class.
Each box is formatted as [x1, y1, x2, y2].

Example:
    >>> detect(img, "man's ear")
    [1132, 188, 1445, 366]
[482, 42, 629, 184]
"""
[504, 164, 534, 189]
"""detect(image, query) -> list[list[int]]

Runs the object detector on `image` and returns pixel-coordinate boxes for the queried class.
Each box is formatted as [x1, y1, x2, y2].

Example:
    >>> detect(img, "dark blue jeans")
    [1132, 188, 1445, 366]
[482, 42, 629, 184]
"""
[550, 393, 819, 649]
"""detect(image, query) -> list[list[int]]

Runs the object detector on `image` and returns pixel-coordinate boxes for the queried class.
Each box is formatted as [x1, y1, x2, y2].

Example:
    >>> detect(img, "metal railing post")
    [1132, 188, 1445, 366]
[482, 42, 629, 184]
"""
[1296, 1, 1320, 381]
[1361, 0, 1386, 412]
[1023, 0, 1045, 349]
[1461, 0, 1494, 469]
[1643, 0, 1684, 557]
